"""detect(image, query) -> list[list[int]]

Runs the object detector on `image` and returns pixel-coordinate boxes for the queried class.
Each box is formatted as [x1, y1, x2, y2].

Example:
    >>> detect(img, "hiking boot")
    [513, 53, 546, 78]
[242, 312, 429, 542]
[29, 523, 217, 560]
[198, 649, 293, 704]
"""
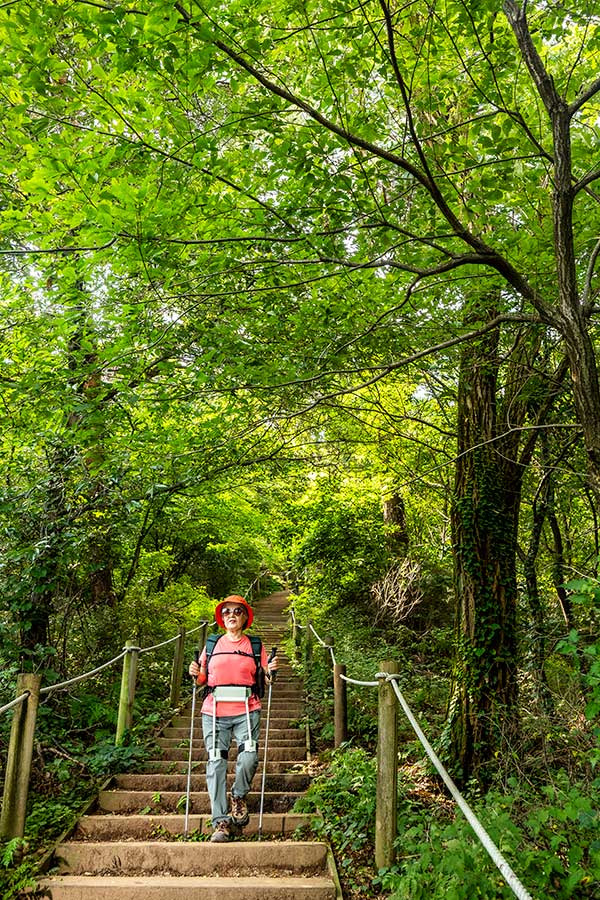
[210, 820, 231, 842]
[230, 792, 249, 826]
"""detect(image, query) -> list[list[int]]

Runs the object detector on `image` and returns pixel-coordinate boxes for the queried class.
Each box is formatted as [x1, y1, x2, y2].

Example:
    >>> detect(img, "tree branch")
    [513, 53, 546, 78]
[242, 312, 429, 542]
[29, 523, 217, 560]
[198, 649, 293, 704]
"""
[582, 235, 600, 312]
[0, 238, 117, 256]
[573, 168, 600, 196]
[239, 312, 543, 401]
[175, 3, 554, 321]
[569, 74, 600, 116]
[503, 1, 560, 114]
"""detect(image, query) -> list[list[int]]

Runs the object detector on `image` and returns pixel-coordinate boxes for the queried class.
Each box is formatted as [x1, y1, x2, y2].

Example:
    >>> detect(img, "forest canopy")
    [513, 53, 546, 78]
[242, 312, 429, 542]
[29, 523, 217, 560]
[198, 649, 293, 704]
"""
[1, 0, 600, 802]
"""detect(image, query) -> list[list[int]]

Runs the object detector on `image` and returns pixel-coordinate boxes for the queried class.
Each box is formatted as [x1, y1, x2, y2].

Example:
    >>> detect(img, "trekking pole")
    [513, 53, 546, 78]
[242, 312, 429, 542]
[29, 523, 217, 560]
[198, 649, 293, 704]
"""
[258, 646, 277, 841]
[184, 649, 200, 839]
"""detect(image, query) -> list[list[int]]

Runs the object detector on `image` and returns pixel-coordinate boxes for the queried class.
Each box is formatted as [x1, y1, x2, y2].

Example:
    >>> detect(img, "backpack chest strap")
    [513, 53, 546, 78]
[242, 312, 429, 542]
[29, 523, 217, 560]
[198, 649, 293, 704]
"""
[211, 685, 252, 702]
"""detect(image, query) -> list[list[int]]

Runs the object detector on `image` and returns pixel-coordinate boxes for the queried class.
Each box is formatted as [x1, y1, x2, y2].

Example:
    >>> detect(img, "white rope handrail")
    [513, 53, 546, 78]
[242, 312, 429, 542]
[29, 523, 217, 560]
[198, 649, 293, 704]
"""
[340, 673, 379, 687]
[40, 650, 128, 695]
[308, 622, 329, 647]
[140, 617, 218, 653]
[187, 618, 217, 636]
[385, 674, 532, 900]
[139, 633, 181, 654]
[8, 618, 220, 701]
[308, 622, 337, 664]
[290, 608, 306, 628]
[134, 617, 219, 653]
[0, 691, 30, 715]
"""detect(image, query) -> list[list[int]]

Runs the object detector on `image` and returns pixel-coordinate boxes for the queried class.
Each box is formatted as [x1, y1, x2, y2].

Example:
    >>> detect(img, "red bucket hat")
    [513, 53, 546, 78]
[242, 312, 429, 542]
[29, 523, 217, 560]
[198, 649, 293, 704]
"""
[215, 594, 254, 629]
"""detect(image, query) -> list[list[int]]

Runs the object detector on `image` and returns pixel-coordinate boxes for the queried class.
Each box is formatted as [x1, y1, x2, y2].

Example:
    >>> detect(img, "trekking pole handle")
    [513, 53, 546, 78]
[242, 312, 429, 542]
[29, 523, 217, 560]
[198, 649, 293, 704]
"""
[191, 649, 200, 679]
[268, 646, 277, 682]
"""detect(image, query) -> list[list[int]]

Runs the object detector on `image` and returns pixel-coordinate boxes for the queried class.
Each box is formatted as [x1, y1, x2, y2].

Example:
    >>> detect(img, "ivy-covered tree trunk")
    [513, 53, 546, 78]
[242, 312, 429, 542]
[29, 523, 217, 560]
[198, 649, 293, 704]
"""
[446, 321, 522, 784]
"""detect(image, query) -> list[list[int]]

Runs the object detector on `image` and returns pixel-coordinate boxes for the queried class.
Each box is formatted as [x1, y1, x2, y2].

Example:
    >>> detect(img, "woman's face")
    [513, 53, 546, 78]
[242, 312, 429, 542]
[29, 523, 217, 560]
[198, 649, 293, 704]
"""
[222, 603, 248, 635]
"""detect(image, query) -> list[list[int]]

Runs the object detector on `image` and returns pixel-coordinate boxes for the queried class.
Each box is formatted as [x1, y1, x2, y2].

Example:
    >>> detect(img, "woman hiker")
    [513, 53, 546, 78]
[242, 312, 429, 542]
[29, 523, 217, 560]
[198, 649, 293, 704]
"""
[188, 594, 278, 843]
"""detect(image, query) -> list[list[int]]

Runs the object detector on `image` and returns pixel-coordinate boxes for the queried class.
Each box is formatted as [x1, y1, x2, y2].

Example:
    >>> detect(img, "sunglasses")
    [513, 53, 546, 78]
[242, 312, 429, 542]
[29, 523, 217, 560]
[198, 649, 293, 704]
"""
[221, 606, 245, 617]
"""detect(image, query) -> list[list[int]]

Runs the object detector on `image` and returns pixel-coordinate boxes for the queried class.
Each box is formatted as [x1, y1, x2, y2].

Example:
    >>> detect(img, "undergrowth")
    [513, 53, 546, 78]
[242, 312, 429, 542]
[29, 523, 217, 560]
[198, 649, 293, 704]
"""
[288, 583, 600, 899]
[296, 747, 600, 900]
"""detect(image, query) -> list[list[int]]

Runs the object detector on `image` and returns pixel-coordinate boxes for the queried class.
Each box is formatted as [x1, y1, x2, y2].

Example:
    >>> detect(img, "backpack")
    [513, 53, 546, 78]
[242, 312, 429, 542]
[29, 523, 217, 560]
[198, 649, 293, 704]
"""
[204, 632, 266, 698]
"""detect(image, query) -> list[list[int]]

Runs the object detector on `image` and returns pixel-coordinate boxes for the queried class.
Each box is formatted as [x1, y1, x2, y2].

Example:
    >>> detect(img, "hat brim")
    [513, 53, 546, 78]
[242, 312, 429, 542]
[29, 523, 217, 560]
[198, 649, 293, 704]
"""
[215, 596, 254, 629]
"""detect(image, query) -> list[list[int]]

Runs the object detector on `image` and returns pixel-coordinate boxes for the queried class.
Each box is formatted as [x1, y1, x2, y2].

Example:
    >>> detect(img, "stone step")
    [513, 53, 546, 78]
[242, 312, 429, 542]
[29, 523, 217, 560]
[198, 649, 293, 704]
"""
[157, 735, 305, 748]
[155, 744, 306, 755]
[161, 703, 305, 737]
[113, 773, 312, 792]
[182, 688, 304, 696]
[36, 874, 336, 899]
[174, 710, 305, 723]
[178, 689, 303, 702]
[172, 713, 305, 728]
[163, 722, 305, 734]
[73, 813, 312, 841]
[97, 790, 303, 814]
[53, 841, 328, 876]
[176, 700, 305, 714]
[140, 760, 309, 775]
[157, 746, 306, 762]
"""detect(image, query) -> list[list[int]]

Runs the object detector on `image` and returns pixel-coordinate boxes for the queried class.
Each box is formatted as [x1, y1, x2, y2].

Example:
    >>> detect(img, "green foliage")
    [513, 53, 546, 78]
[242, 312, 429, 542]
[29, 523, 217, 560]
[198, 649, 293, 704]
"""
[0, 839, 38, 900]
[556, 577, 600, 763]
[115, 549, 213, 647]
[0, 839, 26, 868]
[295, 747, 377, 852]
[558, 628, 600, 725]
[377, 774, 600, 900]
[84, 736, 154, 778]
[290, 478, 390, 615]
[0, 3, 600, 894]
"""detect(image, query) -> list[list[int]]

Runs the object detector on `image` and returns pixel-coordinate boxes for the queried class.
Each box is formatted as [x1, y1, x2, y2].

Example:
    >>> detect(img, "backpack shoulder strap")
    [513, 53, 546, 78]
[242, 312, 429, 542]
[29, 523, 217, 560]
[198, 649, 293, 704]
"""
[248, 635, 262, 668]
[205, 633, 222, 670]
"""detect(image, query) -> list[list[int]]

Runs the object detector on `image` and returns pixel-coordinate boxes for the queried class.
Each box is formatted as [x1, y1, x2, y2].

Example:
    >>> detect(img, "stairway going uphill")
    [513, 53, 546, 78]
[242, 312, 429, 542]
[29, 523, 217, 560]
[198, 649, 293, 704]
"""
[38, 591, 338, 899]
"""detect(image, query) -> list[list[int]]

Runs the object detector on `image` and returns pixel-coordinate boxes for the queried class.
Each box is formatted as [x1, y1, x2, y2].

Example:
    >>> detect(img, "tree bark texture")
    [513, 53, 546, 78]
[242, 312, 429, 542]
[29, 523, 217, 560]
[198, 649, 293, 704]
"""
[447, 317, 521, 784]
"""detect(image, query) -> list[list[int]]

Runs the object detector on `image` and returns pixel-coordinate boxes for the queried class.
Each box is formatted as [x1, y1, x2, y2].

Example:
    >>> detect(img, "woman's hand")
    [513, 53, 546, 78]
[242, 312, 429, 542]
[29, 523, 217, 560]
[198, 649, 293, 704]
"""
[267, 655, 279, 679]
[189, 660, 207, 684]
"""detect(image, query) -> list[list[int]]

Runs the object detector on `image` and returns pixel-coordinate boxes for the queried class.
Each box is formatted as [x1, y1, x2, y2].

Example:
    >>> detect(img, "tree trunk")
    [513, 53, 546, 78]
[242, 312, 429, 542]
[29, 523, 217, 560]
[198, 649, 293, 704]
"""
[446, 317, 521, 785]
[383, 492, 409, 558]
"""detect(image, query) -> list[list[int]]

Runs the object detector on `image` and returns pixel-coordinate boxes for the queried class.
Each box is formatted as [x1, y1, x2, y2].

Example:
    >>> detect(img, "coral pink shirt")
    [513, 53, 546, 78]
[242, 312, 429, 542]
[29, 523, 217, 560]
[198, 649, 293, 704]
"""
[199, 633, 269, 716]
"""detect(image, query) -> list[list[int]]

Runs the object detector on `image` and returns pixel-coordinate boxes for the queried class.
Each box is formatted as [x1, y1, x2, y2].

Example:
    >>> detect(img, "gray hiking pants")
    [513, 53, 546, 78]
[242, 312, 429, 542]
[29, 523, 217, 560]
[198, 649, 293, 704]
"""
[201, 710, 260, 825]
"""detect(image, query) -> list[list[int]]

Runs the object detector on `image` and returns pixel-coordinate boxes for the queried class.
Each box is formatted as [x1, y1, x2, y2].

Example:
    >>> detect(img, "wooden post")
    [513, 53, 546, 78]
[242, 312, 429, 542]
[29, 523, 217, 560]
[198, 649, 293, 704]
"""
[334, 663, 348, 747]
[0, 674, 41, 839]
[115, 641, 139, 745]
[169, 627, 186, 709]
[375, 659, 398, 870]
